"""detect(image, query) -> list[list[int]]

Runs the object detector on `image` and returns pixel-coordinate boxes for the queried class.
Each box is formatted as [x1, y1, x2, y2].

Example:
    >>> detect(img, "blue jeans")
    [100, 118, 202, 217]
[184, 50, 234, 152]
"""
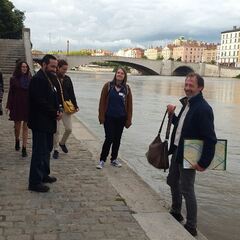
[29, 131, 53, 186]
[167, 151, 197, 229]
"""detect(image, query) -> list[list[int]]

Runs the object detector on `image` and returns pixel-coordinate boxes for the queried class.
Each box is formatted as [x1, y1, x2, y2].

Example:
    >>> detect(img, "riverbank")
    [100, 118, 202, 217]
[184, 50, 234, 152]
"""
[0, 94, 203, 239]
[71, 115, 208, 240]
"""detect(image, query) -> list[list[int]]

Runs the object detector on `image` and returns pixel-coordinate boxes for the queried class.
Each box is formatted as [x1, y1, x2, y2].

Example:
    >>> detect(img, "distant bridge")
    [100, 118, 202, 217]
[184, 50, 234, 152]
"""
[32, 54, 240, 77]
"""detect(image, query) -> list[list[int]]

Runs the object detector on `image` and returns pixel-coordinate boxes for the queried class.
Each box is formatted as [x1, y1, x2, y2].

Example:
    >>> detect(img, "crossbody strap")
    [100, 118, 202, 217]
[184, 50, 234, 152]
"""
[56, 78, 64, 103]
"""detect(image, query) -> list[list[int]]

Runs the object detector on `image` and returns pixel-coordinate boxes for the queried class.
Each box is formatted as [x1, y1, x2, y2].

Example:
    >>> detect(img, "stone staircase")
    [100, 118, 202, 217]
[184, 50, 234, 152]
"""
[0, 39, 26, 91]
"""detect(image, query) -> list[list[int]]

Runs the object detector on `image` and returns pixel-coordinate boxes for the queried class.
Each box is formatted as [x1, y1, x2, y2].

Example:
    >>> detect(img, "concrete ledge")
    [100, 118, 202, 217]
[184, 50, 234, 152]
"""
[71, 115, 208, 240]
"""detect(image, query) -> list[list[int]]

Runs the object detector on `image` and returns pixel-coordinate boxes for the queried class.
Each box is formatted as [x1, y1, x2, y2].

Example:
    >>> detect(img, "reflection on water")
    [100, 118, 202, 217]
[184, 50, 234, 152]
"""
[70, 72, 240, 240]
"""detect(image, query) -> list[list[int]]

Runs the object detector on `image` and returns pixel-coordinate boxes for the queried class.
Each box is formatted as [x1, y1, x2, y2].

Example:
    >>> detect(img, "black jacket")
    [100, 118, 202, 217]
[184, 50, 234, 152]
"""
[28, 69, 59, 133]
[53, 75, 78, 109]
[0, 72, 3, 101]
[169, 93, 217, 169]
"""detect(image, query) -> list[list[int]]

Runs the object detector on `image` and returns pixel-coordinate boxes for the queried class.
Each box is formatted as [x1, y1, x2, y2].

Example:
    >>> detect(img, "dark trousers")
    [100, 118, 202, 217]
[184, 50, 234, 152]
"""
[167, 151, 197, 229]
[100, 116, 126, 161]
[29, 131, 53, 186]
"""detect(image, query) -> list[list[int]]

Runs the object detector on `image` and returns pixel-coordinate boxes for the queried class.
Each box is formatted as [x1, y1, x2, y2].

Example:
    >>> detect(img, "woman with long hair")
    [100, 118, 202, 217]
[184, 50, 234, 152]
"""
[97, 67, 133, 169]
[6, 61, 31, 157]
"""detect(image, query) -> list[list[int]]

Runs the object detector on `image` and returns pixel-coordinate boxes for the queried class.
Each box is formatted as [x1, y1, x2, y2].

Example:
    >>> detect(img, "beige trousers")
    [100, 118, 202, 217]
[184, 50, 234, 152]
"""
[53, 112, 72, 151]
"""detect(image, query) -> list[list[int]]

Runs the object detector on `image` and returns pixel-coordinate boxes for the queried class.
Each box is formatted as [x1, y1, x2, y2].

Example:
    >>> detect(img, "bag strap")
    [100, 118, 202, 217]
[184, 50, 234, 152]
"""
[158, 109, 168, 135]
[56, 78, 64, 103]
[158, 109, 173, 141]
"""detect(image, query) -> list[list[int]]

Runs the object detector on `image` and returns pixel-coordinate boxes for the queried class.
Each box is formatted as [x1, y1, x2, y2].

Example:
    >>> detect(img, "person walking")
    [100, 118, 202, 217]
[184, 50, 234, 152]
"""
[166, 72, 217, 236]
[96, 67, 133, 169]
[52, 59, 79, 159]
[6, 61, 31, 157]
[28, 54, 62, 192]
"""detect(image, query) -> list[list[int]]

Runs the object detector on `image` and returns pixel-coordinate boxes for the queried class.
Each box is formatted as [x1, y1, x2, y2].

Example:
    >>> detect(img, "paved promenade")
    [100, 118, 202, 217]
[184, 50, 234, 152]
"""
[0, 100, 202, 240]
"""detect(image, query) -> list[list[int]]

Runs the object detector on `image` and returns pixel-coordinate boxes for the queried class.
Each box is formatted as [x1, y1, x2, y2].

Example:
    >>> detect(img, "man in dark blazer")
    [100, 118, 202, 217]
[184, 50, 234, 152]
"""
[28, 54, 62, 192]
[166, 72, 217, 236]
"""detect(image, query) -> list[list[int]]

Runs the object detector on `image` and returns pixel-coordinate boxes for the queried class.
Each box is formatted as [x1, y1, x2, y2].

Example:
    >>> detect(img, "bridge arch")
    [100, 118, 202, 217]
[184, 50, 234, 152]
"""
[106, 60, 159, 75]
[172, 66, 194, 76]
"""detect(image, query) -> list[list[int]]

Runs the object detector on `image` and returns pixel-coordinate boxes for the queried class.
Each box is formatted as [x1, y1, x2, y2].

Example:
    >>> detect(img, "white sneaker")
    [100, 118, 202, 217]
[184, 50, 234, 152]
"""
[111, 159, 122, 167]
[96, 160, 105, 169]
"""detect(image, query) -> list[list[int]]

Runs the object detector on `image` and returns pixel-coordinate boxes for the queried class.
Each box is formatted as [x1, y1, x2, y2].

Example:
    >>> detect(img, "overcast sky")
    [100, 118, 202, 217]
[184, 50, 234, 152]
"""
[11, 0, 240, 51]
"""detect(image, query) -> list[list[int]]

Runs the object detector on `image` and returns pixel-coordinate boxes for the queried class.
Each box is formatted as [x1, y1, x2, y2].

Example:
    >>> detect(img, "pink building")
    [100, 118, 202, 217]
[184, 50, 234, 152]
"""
[173, 43, 205, 63]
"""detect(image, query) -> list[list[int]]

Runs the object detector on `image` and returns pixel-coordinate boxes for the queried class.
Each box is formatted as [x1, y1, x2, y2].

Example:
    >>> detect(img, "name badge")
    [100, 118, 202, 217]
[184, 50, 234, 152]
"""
[119, 92, 125, 97]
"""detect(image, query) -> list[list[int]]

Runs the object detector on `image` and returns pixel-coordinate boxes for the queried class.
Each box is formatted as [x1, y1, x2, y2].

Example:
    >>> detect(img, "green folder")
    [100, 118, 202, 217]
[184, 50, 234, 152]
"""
[183, 139, 227, 170]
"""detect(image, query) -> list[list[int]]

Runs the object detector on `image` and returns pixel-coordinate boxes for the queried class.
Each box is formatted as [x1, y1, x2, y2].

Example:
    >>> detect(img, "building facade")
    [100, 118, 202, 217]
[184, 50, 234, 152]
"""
[162, 45, 173, 60]
[144, 47, 162, 60]
[202, 44, 218, 63]
[219, 26, 240, 67]
[172, 43, 205, 63]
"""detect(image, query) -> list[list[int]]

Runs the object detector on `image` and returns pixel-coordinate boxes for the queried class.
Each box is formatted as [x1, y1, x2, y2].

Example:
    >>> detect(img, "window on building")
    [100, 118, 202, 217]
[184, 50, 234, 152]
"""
[224, 52, 226, 56]
[223, 34, 225, 39]
[229, 45, 231, 49]
[222, 40, 224, 44]
[235, 38, 237, 43]
[230, 33, 232, 38]
[233, 51, 235, 56]
[234, 45, 236, 49]
[226, 34, 228, 38]
[230, 39, 232, 43]
[226, 40, 228, 44]
[221, 52, 223, 56]
[229, 52, 231, 56]
[225, 46, 227, 50]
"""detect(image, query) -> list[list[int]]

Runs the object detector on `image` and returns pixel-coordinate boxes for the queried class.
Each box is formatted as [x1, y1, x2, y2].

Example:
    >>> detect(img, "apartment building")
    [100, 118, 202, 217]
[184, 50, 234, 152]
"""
[115, 48, 144, 58]
[219, 26, 240, 67]
[144, 47, 162, 60]
[172, 43, 205, 63]
[162, 45, 174, 60]
[202, 44, 218, 63]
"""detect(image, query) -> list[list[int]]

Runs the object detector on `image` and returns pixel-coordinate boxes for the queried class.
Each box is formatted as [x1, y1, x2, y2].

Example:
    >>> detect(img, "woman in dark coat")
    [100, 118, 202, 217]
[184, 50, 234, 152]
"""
[6, 61, 31, 157]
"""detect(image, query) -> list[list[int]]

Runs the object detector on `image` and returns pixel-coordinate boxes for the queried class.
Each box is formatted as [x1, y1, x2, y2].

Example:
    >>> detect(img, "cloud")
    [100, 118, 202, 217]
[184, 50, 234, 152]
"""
[11, 0, 240, 51]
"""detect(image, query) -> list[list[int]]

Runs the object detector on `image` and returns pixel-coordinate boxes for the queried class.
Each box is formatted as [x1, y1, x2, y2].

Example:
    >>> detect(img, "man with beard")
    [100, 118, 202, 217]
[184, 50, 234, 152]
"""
[28, 54, 62, 192]
[166, 72, 217, 236]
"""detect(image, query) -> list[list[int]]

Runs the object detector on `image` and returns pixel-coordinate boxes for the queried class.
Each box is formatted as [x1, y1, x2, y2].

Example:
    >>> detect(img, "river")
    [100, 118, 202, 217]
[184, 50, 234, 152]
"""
[70, 71, 240, 240]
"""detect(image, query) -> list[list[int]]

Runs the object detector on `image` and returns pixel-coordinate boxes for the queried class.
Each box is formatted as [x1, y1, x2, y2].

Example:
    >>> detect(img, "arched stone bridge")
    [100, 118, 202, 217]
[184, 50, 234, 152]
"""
[32, 54, 240, 77]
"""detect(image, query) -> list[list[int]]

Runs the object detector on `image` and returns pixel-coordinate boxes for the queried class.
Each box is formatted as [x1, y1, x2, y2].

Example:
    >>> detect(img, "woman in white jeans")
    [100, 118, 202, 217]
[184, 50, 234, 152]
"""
[52, 60, 79, 159]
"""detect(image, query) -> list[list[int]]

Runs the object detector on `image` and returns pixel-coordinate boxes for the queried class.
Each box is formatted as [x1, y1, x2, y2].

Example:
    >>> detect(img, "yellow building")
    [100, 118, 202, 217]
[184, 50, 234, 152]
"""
[144, 47, 162, 60]
[202, 44, 218, 63]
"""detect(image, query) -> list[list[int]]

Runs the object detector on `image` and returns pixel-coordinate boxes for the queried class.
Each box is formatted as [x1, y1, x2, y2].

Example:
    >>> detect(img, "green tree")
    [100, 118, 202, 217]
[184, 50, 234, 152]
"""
[209, 60, 216, 65]
[156, 55, 164, 60]
[0, 0, 25, 39]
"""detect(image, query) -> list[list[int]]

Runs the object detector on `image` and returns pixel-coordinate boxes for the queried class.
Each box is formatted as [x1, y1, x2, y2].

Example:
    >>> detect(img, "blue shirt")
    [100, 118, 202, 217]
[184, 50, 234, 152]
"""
[106, 86, 126, 117]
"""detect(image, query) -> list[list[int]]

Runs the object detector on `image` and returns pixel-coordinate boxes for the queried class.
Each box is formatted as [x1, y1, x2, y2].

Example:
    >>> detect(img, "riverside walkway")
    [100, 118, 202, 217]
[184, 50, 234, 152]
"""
[0, 97, 199, 240]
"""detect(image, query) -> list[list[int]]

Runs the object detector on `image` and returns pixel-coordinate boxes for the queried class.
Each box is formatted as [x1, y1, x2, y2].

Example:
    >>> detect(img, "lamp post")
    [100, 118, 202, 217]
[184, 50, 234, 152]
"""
[67, 40, 69, 55]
